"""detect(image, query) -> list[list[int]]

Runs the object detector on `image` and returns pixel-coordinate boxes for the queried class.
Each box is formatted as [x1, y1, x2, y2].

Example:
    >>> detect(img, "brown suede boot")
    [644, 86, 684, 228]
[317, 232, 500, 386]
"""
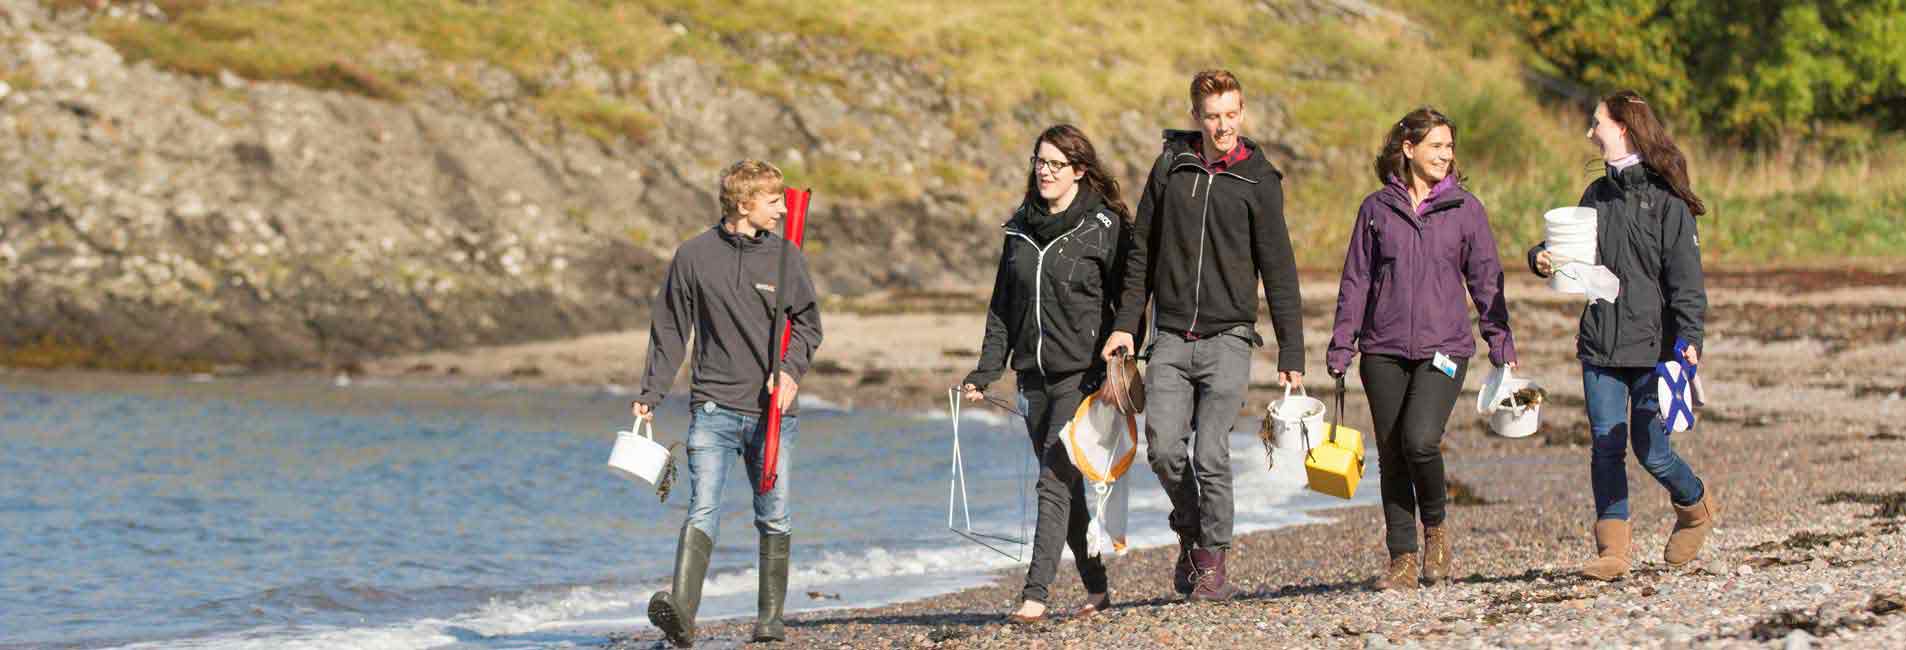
[1581, 519, 1632, 581]
[1422, 525, 1452, 585]
[1373, 552, 1420, 591]
[1665, 493, 1718, 567]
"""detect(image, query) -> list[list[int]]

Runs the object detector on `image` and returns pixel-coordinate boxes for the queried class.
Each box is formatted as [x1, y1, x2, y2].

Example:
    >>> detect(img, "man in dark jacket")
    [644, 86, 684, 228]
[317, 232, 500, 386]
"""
[635, 160, 822, 647]
[1101, 70, 1305, 601]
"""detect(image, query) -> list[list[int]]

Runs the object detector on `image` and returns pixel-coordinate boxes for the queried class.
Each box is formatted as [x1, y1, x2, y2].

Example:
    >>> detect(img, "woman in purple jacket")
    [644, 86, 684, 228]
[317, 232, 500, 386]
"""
[1327, 107, 1516, 590]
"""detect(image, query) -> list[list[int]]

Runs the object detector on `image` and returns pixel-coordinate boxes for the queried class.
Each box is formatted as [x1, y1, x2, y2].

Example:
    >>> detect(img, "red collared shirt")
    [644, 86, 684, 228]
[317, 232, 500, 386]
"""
[1199, 136, 1250, 173]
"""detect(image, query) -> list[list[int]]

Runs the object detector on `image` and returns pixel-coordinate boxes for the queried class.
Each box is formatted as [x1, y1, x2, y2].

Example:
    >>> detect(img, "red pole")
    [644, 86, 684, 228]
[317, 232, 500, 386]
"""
[759, 188, 809, 495]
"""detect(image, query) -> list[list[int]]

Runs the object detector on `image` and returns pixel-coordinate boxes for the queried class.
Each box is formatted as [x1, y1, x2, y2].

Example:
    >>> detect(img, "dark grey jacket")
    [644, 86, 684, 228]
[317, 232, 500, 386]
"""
[963, 193, 1132, 390]
[638, 225, 823, 415]
[1529, 163, 1705, 367]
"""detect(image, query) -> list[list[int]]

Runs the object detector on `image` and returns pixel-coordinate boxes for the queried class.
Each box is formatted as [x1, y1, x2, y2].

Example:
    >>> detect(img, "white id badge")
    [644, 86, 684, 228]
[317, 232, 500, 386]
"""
[1431, 352, 1458, 378]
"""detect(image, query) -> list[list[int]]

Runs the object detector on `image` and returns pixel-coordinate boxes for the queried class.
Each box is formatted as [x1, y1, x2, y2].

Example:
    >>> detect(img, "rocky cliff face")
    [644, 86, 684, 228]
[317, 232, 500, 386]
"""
[0, 0, 1319, 370]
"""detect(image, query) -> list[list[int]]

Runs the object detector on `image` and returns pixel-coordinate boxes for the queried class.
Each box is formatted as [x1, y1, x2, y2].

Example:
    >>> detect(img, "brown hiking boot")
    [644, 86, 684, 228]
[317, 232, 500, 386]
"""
[1422, 525, 1452, 585]
[1581, 519, 1632, 581]
[1665, 493, 1719, 567]
[1187, 547, 1238, 601]
[1172, 536, 1194, 597]
[1374, 552, 1420, 591]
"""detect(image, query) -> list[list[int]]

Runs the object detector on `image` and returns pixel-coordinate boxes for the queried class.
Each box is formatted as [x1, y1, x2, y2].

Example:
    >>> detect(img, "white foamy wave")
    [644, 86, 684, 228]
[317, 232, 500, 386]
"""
[113, 429, 1370, 650]
[795, 393, 848, 413]
[104, 584, 644, 650]
[919, 407, 1015, 428]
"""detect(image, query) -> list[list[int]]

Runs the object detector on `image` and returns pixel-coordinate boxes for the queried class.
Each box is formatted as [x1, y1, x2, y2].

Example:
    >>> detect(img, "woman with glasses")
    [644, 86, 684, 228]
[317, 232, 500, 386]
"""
[961, 124, 1135, 623]
[1529, 90, 1715, 581]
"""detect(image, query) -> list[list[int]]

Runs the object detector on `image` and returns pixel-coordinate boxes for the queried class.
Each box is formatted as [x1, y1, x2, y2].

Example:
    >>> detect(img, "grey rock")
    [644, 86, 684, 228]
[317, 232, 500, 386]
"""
[0, 1, 1316, 371]
[1785, 629, 1814, 650]
[1656, 623, 1695, 643]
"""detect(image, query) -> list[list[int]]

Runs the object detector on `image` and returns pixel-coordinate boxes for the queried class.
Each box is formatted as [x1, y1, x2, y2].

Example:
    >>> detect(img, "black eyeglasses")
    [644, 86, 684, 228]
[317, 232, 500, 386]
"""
[1029, 157, 1072, 173]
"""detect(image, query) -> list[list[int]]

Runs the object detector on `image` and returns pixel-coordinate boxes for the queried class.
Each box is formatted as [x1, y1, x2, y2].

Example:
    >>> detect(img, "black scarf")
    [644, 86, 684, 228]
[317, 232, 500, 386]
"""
[1023, 186, 1100, 245]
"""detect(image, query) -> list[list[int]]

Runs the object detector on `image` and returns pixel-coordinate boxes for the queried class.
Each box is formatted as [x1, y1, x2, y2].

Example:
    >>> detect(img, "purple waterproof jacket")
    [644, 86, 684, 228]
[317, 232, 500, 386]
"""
[1327, 175, 1516, 375]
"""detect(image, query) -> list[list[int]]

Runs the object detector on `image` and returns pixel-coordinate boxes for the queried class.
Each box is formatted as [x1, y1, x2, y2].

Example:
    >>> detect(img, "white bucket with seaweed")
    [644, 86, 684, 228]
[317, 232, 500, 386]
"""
[1477, 366, 1544, 439]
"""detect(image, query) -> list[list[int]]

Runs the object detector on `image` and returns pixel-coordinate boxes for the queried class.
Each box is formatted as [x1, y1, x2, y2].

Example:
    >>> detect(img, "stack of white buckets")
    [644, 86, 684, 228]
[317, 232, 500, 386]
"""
[1543, 206, 1598, 293]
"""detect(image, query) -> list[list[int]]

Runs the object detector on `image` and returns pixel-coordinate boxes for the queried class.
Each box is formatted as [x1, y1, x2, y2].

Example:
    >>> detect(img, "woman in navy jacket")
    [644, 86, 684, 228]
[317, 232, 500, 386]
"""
[1529, 91, 1714, 581]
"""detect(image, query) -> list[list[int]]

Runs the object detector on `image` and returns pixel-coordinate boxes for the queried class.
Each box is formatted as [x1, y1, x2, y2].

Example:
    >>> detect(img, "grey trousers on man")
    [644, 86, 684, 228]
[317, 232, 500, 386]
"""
[1144, 327, 1253, 550]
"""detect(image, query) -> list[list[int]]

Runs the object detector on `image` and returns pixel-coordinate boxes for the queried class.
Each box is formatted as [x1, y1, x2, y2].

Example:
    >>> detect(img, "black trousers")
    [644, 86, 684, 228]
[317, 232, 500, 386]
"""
[1018, 370, 1108, 603]
[1359, 354, 1468, 554]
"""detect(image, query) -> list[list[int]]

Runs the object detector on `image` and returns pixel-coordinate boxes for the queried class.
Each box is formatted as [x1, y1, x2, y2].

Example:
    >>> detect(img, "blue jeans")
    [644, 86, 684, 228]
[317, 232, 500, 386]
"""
[684, 401, 794, 542]
[1582, 363, 1704, 521]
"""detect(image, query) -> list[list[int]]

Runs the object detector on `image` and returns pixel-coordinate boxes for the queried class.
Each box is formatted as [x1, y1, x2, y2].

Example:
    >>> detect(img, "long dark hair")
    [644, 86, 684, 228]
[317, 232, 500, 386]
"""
[1023, 124, 1133, 224]
[1373, 106, 1465, 187]
[1602, 90, 1706, 216]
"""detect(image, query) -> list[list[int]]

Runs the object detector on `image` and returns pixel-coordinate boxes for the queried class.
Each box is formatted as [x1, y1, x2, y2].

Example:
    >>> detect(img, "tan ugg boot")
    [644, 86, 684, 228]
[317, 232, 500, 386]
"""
[1665, 493, 1719, 567]
[1580, 519, 1632, 581]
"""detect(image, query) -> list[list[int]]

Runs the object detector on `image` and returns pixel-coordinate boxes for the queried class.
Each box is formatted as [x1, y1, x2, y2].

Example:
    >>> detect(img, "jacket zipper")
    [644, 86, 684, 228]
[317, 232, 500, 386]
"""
[1007, 219, 1091, 376]
[1598, 185, 1637, 365]
[1188, 170, 1213, 334]
[1170, 156, 1258, 338]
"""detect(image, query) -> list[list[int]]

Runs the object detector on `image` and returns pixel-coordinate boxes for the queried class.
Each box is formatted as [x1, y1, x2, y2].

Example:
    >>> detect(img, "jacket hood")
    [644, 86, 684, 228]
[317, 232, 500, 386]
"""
[1159, 129, 1284, 181]
[1006, 187, 1106, 230]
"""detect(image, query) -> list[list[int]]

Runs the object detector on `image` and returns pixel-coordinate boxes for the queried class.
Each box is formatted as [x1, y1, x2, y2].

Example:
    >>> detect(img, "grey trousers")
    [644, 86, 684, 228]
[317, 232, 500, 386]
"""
[1019, 370, 1108, 603]
[1144, 328, 1253, 550]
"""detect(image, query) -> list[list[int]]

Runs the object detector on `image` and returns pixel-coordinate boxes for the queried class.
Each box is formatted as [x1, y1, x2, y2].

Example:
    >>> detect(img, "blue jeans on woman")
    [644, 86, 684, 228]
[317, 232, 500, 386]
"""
[684, 401, 794, 542]
[1582, 363, 1705, 521]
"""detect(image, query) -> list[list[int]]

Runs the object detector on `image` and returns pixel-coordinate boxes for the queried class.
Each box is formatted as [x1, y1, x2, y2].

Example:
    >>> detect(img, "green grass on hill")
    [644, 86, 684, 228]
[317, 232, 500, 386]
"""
[65, 0, 1906, 268]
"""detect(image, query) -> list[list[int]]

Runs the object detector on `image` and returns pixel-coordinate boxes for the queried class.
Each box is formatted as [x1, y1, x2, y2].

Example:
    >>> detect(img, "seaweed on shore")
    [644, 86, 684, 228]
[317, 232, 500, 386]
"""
[1821, 490, 1906, 519]
[1744, 529, 1868, 552]
[1447, 478, 1495, 506]
[1746, 593, 1906, 641]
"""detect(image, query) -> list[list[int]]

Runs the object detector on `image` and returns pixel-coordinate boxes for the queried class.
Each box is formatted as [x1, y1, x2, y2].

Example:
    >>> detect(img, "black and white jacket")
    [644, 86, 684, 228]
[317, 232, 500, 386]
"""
[964, 192, 1133, 389]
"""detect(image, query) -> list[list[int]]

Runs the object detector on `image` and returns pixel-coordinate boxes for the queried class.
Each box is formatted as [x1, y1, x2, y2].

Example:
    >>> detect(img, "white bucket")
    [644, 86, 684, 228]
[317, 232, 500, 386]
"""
[1489, 389, 1541, 438]
[608, 418, 671, 485]
[1267, 385, 1326, 453]
[1543, 207, 1598, 294]
[1477, 366, 1541, 438]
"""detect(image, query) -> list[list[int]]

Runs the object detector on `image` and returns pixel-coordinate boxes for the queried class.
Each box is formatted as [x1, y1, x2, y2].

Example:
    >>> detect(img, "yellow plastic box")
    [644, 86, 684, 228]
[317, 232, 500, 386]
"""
[1304, 423, 1366, 500]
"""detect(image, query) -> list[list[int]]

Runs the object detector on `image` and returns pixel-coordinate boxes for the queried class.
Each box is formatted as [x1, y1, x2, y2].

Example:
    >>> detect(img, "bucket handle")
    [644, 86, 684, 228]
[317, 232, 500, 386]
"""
[632, 417, 655, 440]
[1281, 383, 1308, 401]
[1329, 375, 1345, 446]
[1272, 383, 1310, 419]
[1304, 376, 1363, 475]
[1484, 366, 1519, 412]
[1301, 377, 1344, 465]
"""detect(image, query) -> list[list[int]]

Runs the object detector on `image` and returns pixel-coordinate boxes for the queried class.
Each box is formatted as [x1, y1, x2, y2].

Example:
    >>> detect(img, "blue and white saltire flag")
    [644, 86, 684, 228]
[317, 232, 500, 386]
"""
[1656, 339, 1698, 432]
